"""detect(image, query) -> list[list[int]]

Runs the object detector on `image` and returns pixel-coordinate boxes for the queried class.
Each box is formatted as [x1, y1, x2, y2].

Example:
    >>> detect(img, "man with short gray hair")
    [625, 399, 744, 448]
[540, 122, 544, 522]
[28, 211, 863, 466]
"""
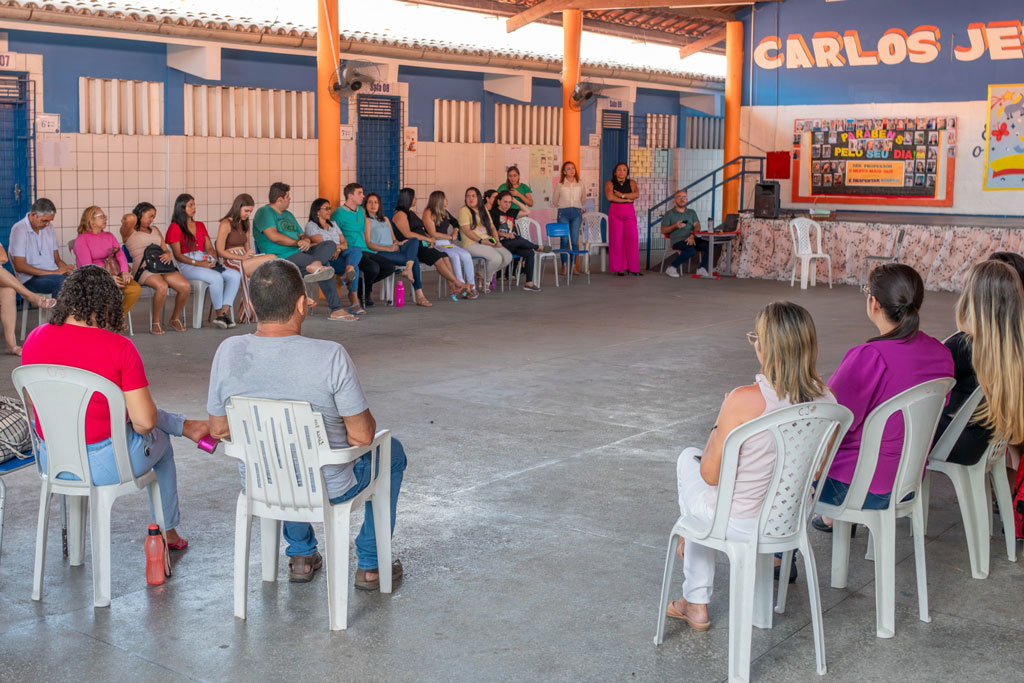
[9, 197, 73, 297]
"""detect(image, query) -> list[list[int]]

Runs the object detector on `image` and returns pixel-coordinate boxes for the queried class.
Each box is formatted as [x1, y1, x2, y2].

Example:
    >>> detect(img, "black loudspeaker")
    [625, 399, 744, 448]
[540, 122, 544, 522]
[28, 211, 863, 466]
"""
[754, 181, 780, 219]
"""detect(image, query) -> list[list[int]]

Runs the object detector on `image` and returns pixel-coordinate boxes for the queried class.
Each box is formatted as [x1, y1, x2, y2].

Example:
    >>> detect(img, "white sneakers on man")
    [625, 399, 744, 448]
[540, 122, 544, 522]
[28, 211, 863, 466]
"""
[695, 267, 709, 277]
[665, 266, 680, 278]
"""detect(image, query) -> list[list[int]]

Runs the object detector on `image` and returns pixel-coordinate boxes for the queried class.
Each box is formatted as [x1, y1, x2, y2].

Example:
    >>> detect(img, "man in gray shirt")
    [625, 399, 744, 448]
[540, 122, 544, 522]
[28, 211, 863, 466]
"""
[207, 259, 406, 587]
[659, 189, 708, 278]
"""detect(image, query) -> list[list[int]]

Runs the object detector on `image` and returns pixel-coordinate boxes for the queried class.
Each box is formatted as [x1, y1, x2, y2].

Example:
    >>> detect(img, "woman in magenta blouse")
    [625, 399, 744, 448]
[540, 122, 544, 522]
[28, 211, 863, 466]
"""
[813, 263, 953, 529]
[73, 206, 141, 318]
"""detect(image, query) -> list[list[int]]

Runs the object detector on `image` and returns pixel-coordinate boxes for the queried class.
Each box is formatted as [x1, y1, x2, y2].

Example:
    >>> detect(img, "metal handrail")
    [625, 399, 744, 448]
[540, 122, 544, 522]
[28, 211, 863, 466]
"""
[644, 156, 764, 269]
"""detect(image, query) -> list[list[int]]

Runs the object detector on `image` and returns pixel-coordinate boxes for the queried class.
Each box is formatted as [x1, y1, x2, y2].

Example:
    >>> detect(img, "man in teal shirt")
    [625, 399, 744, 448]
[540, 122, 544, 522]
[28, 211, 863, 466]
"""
[330, 183, 395, 308]
[660, 189, 708, 278]
[252, 181, 354, 320]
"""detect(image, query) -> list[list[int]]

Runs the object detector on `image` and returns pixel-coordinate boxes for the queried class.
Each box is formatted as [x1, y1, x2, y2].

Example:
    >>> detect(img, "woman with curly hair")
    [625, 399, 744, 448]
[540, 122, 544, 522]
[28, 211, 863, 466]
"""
[21, 266, 211, 549]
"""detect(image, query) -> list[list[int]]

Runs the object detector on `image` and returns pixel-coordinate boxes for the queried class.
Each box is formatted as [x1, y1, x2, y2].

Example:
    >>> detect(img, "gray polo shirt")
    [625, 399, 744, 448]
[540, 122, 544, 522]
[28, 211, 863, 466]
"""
[9, 215, 59, 283]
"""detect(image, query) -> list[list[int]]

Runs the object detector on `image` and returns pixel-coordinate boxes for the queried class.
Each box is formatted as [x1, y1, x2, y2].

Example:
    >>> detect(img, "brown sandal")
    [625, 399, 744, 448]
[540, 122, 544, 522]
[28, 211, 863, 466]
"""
[666, 599, 711, 631]
[169, 318, 186, 332]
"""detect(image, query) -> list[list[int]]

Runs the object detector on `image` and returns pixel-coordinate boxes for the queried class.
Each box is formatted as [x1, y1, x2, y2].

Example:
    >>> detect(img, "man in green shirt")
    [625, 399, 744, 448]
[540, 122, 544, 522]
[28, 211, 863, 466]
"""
[660, 189, 708, 278]
[252, 182, 355, 321]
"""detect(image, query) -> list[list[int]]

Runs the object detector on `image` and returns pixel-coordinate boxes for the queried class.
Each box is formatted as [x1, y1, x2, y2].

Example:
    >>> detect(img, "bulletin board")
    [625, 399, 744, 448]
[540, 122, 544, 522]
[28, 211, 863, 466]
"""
[791, 116, 957, 207]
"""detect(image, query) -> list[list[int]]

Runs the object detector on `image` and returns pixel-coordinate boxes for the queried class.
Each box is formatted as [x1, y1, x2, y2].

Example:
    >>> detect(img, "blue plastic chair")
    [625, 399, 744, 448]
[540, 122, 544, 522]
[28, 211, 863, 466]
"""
[545, 222, 590, 285]
[0, 452, 36, 566]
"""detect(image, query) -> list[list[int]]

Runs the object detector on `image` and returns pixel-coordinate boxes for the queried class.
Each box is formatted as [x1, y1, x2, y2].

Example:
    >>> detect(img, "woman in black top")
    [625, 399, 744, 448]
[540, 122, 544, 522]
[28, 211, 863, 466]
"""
[392, 187, 471, 297]
[604, 162, 641, 276]
[489, 190, 546, 292]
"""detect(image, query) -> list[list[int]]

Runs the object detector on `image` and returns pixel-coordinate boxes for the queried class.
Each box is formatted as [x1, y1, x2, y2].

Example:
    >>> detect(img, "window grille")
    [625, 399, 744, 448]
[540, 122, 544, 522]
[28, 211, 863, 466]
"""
[184, 85, 314, 139]
[495, 103, 562, 145]
[645, 113, 677, 149]
[78, 77, 163, 135]
[685, 115, 724, 149]
[434, 99, 480, 143]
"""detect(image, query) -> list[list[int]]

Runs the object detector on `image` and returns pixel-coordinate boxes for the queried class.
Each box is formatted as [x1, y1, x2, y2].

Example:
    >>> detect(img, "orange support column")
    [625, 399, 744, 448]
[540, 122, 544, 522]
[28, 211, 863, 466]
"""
[317, 0, 341, 207]
[561, 9, 582, 171]
[723, 20, 743, 220]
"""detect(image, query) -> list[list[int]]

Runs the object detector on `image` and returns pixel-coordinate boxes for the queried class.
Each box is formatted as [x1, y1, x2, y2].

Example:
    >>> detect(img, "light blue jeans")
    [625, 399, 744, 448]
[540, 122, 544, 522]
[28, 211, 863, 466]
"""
[283, 437, 407, 569]
[38, 409, 184, 528]
[556, 207, 583, 266]
[177, 251, 242, 310]
[329, 247, 362, 292]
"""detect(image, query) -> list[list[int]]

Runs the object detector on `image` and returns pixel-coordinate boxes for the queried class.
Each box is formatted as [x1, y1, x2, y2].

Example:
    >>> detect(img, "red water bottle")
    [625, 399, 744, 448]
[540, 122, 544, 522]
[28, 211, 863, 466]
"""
[145, 524, 165, 585]
[395, 281, 405, 307]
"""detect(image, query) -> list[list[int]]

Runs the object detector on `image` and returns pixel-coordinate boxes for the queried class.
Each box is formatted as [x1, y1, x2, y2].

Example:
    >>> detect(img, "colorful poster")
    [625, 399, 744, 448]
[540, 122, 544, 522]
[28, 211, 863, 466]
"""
[984, 84, 1024, 191]
[799, 116, 946, 197]
[846, 160, 906, 188]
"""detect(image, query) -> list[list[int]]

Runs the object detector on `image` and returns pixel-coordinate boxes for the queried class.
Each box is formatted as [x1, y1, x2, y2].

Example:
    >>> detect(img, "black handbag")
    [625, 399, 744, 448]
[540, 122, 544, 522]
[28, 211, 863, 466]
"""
[140, 243, 177, 275]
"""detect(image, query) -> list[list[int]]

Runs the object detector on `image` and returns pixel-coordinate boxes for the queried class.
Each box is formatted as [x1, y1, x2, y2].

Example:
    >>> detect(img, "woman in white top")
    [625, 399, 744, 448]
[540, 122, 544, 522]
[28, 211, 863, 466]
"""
[667, 301, 836, 631]
[553, 161, 584, 276]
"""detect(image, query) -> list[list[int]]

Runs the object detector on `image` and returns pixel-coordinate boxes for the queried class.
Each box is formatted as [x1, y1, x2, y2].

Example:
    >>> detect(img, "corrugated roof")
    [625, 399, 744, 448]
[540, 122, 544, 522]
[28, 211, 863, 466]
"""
[0, 0, 723, 81]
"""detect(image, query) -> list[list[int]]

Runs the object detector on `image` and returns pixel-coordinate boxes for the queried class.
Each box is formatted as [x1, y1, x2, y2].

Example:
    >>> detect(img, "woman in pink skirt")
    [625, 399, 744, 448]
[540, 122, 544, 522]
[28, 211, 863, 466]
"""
[604, 162, 641, 276]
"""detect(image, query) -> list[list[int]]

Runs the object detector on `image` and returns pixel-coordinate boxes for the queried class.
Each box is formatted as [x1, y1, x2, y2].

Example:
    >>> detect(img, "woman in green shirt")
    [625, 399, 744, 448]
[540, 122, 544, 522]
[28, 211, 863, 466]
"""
[497, 165, 533, 219]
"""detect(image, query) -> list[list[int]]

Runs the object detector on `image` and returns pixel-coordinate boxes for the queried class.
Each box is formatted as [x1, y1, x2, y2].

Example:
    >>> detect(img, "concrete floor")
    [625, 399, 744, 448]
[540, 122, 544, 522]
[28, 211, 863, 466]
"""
[0, 271, 1019, 682]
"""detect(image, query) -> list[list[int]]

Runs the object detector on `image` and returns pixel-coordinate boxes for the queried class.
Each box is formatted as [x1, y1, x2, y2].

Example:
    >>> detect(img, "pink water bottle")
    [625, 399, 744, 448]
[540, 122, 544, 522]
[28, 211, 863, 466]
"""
[395, 281, 405, 307]
[145, 524, 165, 585]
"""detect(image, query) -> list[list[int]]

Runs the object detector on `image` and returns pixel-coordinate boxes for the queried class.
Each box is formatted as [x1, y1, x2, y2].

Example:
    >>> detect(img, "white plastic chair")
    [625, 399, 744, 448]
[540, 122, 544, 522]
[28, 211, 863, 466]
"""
[581, 212, 609, 272]
[223, 396, 393, 631]
[863, 229, 906, 284]
[921, 386, 1016, 579]
[788, 218, 832, 290]
[515, 217, 554, 287]
[814, 377, 954, 639]
[11, 364, 168, 608]
[655, 402, 855, 682]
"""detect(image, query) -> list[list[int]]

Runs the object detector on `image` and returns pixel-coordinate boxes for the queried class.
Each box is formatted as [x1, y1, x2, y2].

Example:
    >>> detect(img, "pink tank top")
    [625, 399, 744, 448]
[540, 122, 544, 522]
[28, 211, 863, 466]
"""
[709, 374, 837, 519]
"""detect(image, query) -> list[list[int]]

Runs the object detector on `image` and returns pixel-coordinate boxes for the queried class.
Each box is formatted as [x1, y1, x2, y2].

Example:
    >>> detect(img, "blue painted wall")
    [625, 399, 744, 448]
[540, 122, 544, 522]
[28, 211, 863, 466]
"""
[743, 0, 1024, 106]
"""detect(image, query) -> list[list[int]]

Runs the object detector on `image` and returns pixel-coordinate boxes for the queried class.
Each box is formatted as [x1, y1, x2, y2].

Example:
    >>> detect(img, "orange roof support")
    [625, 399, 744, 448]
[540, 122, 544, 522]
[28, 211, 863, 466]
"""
[317, 0, 341, 207]
[562, 9, 582, 176]
[722, 19, 742, 221]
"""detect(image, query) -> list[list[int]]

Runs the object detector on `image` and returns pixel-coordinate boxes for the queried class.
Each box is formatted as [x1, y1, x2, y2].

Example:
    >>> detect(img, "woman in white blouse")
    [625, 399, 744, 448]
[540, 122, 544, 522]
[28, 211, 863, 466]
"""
[553, 161, 584, 276]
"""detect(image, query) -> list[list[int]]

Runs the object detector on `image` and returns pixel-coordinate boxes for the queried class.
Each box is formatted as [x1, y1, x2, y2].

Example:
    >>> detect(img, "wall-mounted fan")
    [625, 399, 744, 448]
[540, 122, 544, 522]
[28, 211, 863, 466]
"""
[328, 61, 382, 101]
[568, 82, 605, 112]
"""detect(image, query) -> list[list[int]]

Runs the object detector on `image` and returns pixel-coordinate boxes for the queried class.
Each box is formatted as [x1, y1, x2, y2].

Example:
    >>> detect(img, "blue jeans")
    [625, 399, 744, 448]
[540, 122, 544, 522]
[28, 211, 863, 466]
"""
[38, 409, 184, 528]
[23, 273, 66, 298]
[817, 476, 911, 510]
[671, 239, 709, 270]
[374, 241, 422, 290]
[556, 208, 582, 266]
[283, 436, 407, 569]
[329, 247, 362, 292]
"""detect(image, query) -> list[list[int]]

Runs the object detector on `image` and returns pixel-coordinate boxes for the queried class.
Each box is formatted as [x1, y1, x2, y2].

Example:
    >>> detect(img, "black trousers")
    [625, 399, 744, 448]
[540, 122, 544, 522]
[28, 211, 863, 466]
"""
[358, 252, 397, 300]
[499, 236, 537, 282]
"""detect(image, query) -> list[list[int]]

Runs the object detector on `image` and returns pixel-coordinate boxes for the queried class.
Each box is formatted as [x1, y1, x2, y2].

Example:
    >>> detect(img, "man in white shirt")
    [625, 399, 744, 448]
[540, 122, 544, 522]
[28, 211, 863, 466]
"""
[9, 198, 73, 297]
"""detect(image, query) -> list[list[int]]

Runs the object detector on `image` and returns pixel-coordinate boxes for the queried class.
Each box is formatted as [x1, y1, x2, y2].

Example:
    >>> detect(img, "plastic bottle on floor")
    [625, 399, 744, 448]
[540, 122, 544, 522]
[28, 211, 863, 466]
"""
[395, 281, 405, 307]
[145, 524, 165, 585]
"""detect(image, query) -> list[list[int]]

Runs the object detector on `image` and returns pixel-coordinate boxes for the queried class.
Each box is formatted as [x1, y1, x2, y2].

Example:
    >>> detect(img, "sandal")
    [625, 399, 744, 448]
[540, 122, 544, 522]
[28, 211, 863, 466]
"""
[416, 296, 433, 307]
[167, 536, 189, 551]
[811, 514, 833, 533]
[288, 552, 323, 583]
[4, 345, 22, 357]
[348, 305, 367, 316]
[354, 559, 403, 591]
[329, 310, 359, 322]
[665, 599, 711, 631]
[169, 318, 186, 332]
[151, 323, 165, 335]
[34, 295, 57, 309]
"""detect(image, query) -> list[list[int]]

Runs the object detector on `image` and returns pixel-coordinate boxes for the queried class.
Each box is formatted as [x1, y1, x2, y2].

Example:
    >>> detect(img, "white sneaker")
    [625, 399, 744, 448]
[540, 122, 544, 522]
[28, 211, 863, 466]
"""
[695, 267, 709, 277]
[665, 266, 680, 278]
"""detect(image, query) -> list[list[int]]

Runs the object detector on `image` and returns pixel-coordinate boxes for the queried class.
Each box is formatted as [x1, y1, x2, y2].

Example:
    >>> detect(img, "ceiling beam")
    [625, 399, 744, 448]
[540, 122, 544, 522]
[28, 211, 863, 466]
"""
[508, 1, 751, 33]
[678, 26, 726, 58]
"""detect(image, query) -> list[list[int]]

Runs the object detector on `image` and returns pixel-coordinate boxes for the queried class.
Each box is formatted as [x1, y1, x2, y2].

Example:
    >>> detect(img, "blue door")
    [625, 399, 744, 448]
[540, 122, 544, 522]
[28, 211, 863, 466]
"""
[356, 95, 403, 215]
[0, 73, 33, 251]
[599, 110, 629, 217]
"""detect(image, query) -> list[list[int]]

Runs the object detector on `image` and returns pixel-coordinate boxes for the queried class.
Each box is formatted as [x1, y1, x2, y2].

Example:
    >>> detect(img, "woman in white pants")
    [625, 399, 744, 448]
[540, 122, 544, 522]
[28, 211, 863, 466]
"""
[423, 190, 479, 299]
[166, 193, 241, 328]
[458, 187, 512, 290]
[667, 302, 836, 631]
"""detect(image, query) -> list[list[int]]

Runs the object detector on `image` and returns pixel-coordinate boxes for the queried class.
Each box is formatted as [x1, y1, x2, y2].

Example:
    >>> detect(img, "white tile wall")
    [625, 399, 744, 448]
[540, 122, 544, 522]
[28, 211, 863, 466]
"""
[676, 148, 727, 226]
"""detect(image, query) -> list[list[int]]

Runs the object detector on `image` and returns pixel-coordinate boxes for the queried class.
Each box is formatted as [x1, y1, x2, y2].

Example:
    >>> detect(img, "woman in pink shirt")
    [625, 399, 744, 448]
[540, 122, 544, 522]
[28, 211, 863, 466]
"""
[73, 206, 141, 319]
[667, 302, 836, 631]
[813, 263, 953, 531]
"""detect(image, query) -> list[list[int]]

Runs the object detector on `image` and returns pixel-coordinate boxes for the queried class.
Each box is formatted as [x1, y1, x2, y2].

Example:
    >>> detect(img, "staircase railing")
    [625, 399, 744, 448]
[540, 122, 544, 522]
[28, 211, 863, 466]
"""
[644, 156, 764, 269]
